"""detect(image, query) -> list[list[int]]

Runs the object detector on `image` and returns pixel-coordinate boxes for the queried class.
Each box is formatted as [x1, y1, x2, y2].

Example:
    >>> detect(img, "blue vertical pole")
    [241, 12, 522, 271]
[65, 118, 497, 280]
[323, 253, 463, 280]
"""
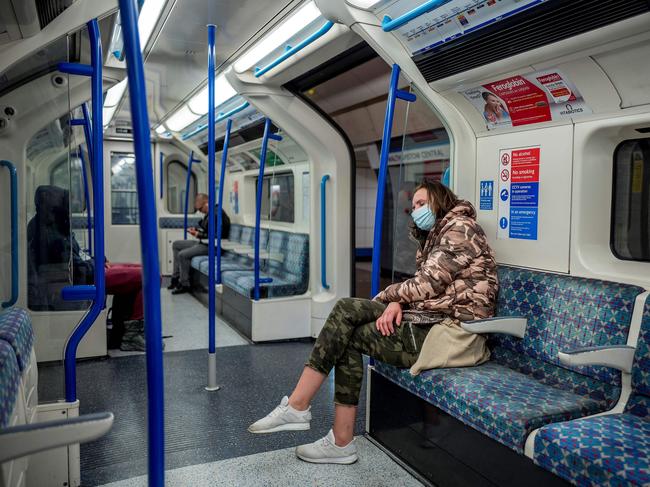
[0, 160, 18, 308]
[206, 24, 219, 391]
[253, 119, 281, 301]
[183, 150, 195, 240]
[59, 19, 106, 403]
[118, 0, 165, 485]
[320, 174, 330, 290]
[370, 64, 416, 298]
[216, 119, 232, 285]
[78, 148, 93, 256]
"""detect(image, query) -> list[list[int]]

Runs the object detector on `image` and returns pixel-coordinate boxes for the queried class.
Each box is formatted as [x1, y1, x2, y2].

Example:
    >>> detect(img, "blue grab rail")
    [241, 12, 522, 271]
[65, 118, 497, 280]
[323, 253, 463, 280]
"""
[159, 151, 164, 199]
[254, 20, 334, 78]
[77, 148, 93, 256]
[207, 24, 217, 356]
[0, 160, 18, 308]
[183, 150, 201, 239]
[118, 0, 165, 484]
[381, 0, 448, 32]
[371, 64, 416, 298]
[216, 119, 232, 285]
[181, 101, 250, 141]
[320, 174, 330, 290]
[253, 119, 282, 301]
[58, 19, 106, 403]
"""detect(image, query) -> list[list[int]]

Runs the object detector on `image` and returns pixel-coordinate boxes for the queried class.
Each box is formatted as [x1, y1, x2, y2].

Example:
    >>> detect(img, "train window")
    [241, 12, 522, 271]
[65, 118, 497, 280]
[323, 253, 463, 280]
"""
[166, 160, 196, 214]
[611, 139, 650, 261]
[111, 152, 139, 225]
[257, 172, 295, 223]
[50, 155, 86, 213]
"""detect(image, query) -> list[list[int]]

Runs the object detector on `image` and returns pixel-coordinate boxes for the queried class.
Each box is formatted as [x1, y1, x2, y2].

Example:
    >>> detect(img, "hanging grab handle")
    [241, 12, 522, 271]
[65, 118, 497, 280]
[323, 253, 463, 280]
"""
[254, 21, 334, 78]
[253, 119, 282, 301]
[381, 0, 447, 32]
[181, 101, 249, 141]
[183, 150, 201, 239]
[0, 160, 18, 308]
[320, 174, 330, 290]
[370, 64, 416, 298]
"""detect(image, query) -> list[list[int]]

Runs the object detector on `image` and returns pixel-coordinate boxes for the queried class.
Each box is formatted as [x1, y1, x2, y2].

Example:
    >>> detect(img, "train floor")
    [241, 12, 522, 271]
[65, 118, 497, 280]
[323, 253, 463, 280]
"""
[37, 286, 424, 486]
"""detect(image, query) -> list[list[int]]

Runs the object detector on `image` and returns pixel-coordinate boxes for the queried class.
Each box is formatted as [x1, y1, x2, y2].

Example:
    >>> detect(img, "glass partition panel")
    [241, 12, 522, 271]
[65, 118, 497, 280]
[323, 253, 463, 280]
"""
[167, 160, 196, 214]
[383, 84, 451, 283]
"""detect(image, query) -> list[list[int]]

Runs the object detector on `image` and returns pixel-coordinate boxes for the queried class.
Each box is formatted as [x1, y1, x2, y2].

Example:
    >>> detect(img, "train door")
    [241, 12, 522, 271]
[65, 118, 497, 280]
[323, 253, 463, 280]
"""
[103, 140, 143, 262]
[292, 45, 450, 295]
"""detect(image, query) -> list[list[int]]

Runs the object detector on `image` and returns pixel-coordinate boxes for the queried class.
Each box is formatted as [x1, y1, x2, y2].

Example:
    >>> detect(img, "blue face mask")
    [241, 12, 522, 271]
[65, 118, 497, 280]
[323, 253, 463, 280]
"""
[411, 205, 436, 231]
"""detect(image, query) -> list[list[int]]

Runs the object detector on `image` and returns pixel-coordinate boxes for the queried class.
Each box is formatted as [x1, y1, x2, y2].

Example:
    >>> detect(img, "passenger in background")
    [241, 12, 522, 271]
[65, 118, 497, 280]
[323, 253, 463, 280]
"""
[249, 180, 498, 464]
[168, 193, 231, 294]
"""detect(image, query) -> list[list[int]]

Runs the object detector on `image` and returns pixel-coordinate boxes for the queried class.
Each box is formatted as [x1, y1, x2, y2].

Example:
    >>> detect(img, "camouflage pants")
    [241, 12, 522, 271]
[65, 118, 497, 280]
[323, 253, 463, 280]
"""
[307, 297, 432, 406]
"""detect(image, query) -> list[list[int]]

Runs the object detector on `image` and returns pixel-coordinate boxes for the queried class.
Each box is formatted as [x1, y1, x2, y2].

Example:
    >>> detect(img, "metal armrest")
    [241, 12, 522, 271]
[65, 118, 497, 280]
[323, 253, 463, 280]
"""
[0, 412, 114, 463]
[247, 250, 284, 262]
[558, 345, 636, 373]
[460, 316, 527, 338]
[220, 241, 241, 250]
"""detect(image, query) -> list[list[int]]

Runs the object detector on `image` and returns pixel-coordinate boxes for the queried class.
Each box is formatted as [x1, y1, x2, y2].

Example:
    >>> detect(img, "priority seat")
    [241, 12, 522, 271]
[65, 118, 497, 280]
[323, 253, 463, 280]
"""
[533, 294, 650, 486]
[374, 266, 644, 454]
[222, 232, 309, 299]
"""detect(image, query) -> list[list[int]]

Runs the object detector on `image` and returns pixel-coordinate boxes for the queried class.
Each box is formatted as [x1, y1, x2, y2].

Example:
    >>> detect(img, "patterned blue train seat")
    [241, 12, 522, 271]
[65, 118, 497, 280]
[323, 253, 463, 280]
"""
[375, 266, 643, 453]
[0, 340, 20, 428]
[222, 232, 309, 299]
[0, 307, 34, 371]
[534, 294, 650, 486]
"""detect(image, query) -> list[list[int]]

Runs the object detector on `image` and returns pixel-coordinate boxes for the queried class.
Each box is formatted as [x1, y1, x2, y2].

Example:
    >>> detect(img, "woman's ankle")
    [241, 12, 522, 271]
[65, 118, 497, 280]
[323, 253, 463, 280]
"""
[288, 396, 309, 412]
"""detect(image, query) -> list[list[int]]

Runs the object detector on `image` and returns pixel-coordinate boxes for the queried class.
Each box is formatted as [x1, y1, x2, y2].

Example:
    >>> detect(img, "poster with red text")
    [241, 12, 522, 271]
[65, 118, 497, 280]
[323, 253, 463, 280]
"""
[461, 69, 591, 130]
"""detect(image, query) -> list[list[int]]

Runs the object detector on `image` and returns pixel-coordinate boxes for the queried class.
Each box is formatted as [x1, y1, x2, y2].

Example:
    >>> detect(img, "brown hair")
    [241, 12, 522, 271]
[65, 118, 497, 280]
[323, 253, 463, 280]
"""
[415, 179, 458, 220]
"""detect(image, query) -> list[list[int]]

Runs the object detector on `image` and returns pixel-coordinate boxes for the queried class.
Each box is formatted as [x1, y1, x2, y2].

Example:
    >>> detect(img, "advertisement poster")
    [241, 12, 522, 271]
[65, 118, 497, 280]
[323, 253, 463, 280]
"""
[461, 70, 591, 130]
[497, 147, 540, 240]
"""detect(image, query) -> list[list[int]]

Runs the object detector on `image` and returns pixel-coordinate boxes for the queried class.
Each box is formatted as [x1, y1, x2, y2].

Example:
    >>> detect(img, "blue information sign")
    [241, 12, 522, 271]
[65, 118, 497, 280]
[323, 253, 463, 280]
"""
[479, 180, 494, 211]
[509, 208, 538, 240]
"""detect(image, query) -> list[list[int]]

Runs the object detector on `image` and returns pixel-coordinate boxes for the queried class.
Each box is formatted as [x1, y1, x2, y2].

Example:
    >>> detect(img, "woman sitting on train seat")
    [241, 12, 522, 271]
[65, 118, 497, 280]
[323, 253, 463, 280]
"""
[27, 185, 148, 351]
[249, 179, 498, 465]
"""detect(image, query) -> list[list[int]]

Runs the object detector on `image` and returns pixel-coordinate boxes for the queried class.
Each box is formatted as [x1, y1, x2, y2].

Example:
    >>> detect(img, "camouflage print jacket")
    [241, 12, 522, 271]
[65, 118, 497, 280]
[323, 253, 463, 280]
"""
[375, 200, 498, 321]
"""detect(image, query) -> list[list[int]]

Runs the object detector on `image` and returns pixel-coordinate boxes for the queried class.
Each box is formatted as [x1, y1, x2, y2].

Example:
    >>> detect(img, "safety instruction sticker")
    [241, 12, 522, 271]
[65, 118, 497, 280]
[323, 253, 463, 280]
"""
[497, 147, 540, 240]
[461, 69, 591, 130]
[479, 180, 494, 211]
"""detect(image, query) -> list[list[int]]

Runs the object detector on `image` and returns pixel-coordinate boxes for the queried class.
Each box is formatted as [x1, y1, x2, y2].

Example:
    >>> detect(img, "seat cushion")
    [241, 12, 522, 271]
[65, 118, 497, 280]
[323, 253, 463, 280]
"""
[222, 270, 304, 299]
[0, 308, 34, 371]
[627, 299, 650, 419]
[0, 340, 20, 428]
[375, 360, 611, 453]
[534, 414, 650, 486]
[191, 255, 208, 271]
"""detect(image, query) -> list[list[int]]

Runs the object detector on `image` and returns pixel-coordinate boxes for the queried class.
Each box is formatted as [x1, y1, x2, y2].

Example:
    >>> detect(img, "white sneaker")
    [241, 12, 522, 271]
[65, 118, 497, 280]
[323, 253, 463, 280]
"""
[248, 396, 311, 434]
[295, 430, 358, 464]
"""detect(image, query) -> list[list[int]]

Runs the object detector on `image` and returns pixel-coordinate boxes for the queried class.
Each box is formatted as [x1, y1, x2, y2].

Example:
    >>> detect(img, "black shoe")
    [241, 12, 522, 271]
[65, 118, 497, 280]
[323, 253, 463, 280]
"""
[167, 277, 179, 290]
[171, 286, 191, 295]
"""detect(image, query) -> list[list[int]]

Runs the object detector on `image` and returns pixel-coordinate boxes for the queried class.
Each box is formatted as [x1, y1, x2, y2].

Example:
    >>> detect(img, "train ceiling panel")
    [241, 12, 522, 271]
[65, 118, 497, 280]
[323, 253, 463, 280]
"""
[394, 0, 650, 84]
[117, 0, 297, 127]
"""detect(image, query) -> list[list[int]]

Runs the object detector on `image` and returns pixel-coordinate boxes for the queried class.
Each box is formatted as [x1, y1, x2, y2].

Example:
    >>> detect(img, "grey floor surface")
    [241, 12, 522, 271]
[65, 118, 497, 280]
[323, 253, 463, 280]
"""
[38, 343, 370, 486]
[109, 288, 248, 357]
[99, 436, 424, 487]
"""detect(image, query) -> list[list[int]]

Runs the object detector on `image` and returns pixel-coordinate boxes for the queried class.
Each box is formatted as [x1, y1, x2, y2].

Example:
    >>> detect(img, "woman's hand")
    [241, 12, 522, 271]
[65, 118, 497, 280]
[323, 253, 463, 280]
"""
[376, 302, 402, 336]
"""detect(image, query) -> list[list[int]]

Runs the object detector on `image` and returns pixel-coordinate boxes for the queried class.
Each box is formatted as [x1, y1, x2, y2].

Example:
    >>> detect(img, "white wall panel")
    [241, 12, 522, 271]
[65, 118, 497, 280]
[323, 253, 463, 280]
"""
[475, 125, 573, 273]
